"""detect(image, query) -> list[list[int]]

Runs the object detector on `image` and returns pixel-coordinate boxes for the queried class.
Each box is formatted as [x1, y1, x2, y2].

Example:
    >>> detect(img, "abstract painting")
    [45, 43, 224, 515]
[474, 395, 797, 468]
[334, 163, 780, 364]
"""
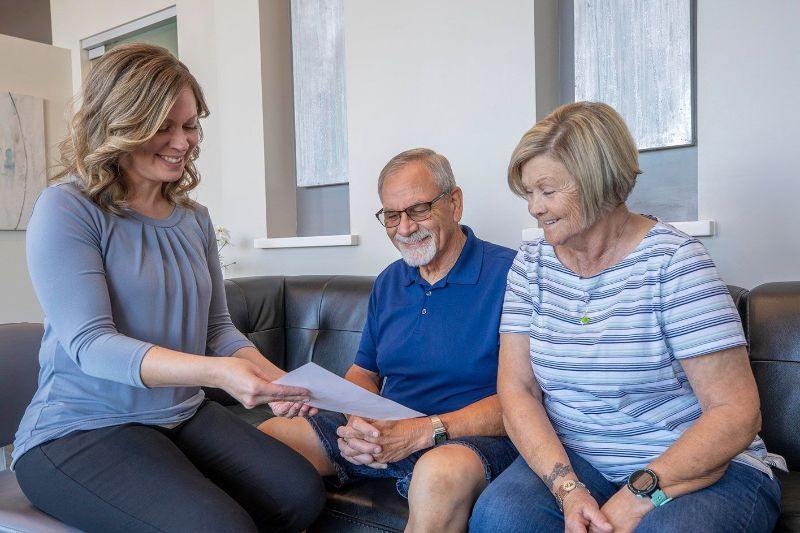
[291, 0, 349, 187]
[574, 0, 694, 150]
[1, 92, 46, 230]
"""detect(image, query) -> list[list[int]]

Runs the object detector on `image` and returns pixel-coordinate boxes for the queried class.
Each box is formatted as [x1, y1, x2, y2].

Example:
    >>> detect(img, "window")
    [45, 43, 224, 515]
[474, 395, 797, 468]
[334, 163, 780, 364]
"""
[81, 6, 178, 69]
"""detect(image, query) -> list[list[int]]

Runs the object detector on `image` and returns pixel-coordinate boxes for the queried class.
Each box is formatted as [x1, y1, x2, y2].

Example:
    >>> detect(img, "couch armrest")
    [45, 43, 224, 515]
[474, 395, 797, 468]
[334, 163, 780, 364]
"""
[0, 323, 43, 446]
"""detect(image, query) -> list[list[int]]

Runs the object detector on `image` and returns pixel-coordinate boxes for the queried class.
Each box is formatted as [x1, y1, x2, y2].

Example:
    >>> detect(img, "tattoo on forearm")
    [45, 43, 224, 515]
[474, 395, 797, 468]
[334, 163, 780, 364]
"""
[542, 463, 573, 491]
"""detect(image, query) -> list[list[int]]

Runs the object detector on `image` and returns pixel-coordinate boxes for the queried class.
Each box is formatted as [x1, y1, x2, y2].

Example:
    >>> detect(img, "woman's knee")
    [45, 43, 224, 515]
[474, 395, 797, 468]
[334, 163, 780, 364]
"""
[188, 499, 258, 533]
[277, 470, 327, 532]
[470, 477, 504, 524]
[635, 465, 781, 533]
[470, 456, 561, 532]
[251, 446, 326, 531]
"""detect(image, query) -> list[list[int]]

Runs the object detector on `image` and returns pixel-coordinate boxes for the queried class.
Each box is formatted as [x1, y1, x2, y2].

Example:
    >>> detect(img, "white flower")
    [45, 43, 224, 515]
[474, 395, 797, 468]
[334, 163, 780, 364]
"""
[214, 226, 236, 272]
[215, 226, 231, 247]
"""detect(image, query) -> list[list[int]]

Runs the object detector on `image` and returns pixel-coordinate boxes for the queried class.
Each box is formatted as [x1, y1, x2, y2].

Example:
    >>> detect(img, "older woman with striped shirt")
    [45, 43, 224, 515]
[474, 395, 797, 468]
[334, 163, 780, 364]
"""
[469, 102, 784, 532]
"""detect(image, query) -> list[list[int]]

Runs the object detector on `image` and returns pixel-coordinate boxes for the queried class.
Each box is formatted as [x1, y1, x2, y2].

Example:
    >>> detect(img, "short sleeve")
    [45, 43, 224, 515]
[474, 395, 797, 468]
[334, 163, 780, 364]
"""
[353, 287, 380, 373]
[500, 247, 534, 335]
[658, 239, 746, 359]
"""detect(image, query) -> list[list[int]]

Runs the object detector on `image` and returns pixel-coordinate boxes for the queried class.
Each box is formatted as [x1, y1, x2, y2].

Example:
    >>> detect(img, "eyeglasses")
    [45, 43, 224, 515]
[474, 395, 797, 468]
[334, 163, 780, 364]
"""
[375, 190, 450, 228]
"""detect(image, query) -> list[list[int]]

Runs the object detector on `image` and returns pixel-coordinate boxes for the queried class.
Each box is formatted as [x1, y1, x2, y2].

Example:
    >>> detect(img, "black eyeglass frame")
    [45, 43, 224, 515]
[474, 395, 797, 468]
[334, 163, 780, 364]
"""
[375, 190, 450, 228]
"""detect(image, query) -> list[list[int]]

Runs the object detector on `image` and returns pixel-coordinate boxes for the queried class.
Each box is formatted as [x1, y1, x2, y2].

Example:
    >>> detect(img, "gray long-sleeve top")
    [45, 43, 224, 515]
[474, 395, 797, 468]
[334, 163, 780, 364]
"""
[12, 182, 253, 467]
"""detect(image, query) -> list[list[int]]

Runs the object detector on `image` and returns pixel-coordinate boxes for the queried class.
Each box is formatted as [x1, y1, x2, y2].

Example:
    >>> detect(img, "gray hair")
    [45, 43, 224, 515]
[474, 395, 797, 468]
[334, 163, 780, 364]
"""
[377, 148, 456, 198]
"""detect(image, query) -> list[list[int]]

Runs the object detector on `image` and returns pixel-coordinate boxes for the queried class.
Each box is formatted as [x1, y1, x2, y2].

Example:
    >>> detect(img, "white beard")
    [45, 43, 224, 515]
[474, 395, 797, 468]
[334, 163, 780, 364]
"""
[394, 228, 437, 267]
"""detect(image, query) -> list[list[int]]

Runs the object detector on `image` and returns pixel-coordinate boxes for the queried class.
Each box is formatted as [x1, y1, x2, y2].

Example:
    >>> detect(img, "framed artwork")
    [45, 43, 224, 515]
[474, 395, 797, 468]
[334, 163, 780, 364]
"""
[574, 0, 694, 150]
[1, 92, 46, 230]
[291, 0, 349, 187]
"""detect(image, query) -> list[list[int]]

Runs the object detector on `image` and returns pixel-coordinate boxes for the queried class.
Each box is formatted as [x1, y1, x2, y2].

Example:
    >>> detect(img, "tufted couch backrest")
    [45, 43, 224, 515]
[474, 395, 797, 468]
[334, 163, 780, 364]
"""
[0, 323, 42, 447]
[223, 275, 375, 377]
[222, 278, 800, 467]
[746, 282, 800, 471]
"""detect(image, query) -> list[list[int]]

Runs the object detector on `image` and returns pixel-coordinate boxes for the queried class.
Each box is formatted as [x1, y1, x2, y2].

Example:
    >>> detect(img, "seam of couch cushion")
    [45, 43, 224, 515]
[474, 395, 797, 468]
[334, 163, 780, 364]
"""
[246, 326, 283, 335]
[286, 326, 363, 333]
[318, 508, 403, 532]
[225, 278, 251, 330]
[317, 276, 336, 326]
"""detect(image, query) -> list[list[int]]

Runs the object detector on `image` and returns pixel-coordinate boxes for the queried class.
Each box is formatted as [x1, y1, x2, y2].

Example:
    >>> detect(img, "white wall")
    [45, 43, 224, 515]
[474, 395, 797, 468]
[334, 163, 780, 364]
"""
[312, 0, 536, 274]
[49, 0, 536, 282]
[696, 0, 800, 287]
[0, 34, 71, 323]
[235, 0, 537, 277]
[3, 0, 797, 322]
[49, 0, 267, 240]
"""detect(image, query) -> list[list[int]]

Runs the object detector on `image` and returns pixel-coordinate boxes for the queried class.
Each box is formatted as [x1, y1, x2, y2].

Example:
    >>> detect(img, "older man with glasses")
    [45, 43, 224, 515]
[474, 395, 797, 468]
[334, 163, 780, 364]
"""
[260, 148, 518, 532]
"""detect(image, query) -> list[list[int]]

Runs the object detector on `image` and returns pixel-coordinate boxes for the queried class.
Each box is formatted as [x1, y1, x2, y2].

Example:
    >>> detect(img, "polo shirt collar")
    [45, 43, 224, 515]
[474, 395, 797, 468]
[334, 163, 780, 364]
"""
[401, 225, 484, 287]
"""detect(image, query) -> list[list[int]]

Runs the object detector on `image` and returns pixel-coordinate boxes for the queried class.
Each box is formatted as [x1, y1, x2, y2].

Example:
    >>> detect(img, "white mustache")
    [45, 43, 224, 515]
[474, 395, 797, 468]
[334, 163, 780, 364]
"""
[394, 228, 432, 244]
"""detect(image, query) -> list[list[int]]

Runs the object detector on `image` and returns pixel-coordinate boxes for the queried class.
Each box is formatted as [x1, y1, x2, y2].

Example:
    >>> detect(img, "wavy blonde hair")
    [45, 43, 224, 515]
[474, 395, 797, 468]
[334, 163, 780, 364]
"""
[508, 101, 642, 228]
[52, 43, 209, 215]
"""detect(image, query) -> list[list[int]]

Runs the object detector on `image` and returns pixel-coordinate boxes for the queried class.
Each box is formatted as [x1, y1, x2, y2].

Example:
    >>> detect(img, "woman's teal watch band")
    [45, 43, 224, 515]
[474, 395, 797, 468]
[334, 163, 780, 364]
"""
[649, 488, 673, 507]
[627, 468, 673, 507]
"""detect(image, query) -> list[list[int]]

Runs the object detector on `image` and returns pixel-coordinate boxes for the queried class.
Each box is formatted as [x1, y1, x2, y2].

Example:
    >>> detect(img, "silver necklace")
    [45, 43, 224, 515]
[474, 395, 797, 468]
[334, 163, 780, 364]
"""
[579, 212, 632, 325]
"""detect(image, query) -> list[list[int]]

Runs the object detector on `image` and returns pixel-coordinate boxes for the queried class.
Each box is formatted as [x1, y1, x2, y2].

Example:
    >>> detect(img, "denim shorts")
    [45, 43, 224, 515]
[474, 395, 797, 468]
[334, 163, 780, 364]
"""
[307, 411, 519, 498]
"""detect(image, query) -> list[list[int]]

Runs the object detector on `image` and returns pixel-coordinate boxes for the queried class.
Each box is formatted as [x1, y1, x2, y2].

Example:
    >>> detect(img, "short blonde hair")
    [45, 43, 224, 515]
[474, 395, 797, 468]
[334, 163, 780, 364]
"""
[508, 101, 641, 227]
[53, 43, 209, 215]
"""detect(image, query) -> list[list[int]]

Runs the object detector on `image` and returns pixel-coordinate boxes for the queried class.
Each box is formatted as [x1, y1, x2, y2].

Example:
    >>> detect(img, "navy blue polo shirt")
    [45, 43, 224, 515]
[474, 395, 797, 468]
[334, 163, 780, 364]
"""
[354, 225, 515, 416]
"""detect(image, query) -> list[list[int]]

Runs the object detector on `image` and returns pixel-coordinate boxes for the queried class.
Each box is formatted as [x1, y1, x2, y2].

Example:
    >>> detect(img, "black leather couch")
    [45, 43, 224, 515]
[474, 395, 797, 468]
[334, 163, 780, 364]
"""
[220, 275, 410, 532]
[1, 276, 798, 532]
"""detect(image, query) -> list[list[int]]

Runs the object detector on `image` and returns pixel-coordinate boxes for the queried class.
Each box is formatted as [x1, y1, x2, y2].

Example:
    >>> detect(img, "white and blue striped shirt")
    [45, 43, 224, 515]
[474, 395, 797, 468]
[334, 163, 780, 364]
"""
[501, 219, 785, 482]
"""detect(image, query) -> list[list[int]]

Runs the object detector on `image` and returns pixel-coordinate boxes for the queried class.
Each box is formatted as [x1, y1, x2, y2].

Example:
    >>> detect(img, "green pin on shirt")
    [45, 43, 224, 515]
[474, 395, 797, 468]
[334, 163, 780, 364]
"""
[580, 316, 590, 325]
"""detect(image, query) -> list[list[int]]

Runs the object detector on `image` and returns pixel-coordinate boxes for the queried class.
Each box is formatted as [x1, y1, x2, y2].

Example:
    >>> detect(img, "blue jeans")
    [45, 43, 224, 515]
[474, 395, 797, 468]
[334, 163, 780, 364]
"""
[308, 411, 518, 498]
[469, 447, 781, 533]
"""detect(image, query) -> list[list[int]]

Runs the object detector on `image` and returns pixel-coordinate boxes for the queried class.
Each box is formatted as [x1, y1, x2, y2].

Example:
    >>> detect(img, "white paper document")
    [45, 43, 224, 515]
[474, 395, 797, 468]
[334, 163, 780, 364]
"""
[274, 362, 425, 420]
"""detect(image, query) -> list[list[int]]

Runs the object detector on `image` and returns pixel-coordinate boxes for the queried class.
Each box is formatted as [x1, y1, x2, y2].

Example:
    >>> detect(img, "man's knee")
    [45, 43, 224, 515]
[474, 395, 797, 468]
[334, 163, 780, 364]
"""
[411, 445, 487, 497]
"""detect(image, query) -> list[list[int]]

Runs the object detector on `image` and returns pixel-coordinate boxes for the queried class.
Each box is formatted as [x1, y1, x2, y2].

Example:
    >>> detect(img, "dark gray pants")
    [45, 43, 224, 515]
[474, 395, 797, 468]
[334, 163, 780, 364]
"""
[15, 401, 325, 533]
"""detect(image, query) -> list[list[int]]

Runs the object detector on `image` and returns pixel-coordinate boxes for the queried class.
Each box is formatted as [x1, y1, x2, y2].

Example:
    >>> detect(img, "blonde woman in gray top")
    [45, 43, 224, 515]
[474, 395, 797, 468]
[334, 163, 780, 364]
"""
[13, 43, 325, 532]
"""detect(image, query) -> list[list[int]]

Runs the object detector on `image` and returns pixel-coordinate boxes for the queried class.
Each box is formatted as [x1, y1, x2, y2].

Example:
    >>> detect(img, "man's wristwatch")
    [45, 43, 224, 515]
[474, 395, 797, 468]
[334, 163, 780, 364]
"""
[627, 468, 673, 507]
[554, 479, 588, 512]
[429, 415, 448, 446]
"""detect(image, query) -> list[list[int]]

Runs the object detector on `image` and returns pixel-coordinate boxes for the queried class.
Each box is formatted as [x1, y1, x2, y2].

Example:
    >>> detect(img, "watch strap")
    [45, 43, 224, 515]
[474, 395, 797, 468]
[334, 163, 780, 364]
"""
[429, 415, 448, 446]
[650, 489, 673, 507]
[554, 479, 588, 512]
[627, 468, 673, 508]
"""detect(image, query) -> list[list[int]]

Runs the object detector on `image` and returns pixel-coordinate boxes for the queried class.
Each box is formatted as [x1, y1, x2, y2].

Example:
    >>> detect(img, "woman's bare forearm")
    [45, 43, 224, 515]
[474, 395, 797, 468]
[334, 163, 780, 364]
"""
[647, 346, 762, 496]
[499, 334, 579, 492]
